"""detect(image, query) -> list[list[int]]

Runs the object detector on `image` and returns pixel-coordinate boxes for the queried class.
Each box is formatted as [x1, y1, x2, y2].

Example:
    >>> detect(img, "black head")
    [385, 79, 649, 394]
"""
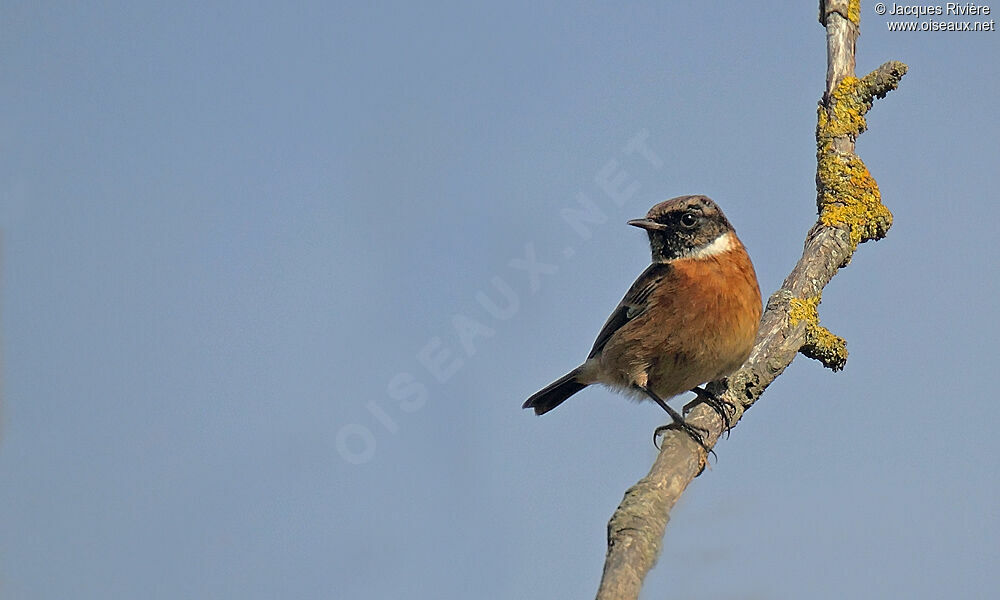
[628, 195, 736, 262]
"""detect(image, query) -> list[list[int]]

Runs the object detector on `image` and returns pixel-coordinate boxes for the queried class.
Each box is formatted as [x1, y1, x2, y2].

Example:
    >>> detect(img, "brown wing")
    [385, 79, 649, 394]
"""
[587, 262, 672, 359]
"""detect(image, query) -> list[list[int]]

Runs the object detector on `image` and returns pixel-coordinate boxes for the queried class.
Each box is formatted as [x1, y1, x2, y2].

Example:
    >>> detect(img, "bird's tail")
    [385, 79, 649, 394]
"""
[523, 368, 587, 415]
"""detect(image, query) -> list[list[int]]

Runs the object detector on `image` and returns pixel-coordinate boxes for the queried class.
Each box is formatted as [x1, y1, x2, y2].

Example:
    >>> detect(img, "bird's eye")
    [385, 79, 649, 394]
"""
[680, 212, 698, 228]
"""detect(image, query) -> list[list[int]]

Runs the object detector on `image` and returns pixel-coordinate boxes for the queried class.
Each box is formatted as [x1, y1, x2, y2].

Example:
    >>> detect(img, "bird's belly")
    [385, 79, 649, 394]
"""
[593, 318, 756, 401]
[599, 254, 761, 400]
[645, 338, 751, 399]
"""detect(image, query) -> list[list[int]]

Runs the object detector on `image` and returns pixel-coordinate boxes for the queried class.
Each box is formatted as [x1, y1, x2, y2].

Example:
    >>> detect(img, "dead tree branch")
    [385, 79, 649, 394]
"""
[594, 3, 907, 599]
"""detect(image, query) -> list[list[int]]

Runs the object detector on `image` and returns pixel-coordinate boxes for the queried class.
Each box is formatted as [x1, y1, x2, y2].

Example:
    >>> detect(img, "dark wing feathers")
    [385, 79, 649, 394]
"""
[587, 263, 671, 359]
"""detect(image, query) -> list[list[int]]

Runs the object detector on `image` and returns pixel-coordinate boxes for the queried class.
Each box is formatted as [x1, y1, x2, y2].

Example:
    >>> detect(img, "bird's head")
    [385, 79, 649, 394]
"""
[628, 195, 737, 263]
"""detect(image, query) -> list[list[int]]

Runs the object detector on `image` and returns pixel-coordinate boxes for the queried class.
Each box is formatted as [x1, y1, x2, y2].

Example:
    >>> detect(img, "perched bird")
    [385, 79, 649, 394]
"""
[523, 195, 762, 450]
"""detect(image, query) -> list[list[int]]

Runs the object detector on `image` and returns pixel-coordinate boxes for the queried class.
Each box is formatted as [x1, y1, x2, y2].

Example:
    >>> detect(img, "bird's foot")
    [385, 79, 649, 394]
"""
[653, 419, 716, 461]
[637, 385, 717, 462]
[683, 386, 735, 438]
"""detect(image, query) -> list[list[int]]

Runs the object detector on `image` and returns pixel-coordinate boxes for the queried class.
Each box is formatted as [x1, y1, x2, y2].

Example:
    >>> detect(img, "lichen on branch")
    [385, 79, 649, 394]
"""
[819, 0, 861, 25]
[815, 64, 906, 251]
[789, 295, 848, 371]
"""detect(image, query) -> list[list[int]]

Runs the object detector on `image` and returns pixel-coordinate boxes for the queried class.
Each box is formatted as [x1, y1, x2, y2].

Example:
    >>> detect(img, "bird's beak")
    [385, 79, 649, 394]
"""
[628, 218, 667, 231]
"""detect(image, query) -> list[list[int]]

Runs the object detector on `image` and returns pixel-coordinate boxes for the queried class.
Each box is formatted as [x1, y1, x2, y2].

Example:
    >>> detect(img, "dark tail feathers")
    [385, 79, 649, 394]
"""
[523, 368, 587, 415]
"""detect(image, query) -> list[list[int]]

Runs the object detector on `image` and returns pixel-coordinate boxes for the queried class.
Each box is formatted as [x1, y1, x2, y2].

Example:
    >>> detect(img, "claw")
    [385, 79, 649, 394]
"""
[636, 384, 717, 462]
[653, 421, 717, 461]
[684, 386, 735, 438]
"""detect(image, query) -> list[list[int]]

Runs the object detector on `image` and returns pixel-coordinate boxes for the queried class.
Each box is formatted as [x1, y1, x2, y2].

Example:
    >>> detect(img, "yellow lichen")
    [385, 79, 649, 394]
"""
[818, 0, 862, 25]
[789, 295, 848, 371]
[788, 296, 820, 327]
[847, 0, 861, 25]
[819, 77, 868, 138]
[816, 76, 894, 250]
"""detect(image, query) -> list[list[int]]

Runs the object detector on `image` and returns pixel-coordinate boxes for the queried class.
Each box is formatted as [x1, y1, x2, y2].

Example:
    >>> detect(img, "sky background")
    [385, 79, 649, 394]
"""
[2, 2, 999, 599]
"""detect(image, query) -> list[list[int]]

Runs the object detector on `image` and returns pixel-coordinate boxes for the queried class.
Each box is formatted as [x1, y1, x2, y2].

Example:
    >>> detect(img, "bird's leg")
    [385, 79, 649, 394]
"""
[683, 386, 735, 438]
[639, 386, 715, 460]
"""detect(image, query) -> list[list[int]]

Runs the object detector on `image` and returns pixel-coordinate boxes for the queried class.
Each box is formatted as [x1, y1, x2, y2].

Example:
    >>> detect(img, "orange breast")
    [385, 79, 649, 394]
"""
[599, 242, 762, 399]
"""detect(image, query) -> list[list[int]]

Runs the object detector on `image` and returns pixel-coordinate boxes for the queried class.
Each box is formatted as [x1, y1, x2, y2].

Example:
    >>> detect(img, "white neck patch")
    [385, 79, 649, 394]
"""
[686, 231, 736, 259]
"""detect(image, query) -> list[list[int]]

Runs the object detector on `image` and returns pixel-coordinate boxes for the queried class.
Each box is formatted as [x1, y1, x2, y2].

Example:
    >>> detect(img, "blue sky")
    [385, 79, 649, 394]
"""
[2, 3, 998, 599]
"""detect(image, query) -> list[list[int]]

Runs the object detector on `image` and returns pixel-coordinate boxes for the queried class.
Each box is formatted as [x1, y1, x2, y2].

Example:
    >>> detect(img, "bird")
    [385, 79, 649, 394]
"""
[522, 195, 762, 452]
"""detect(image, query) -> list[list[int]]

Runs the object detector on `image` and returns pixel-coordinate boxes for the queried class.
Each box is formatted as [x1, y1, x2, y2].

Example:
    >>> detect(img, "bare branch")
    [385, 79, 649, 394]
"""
[594, 4, 906, 599]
